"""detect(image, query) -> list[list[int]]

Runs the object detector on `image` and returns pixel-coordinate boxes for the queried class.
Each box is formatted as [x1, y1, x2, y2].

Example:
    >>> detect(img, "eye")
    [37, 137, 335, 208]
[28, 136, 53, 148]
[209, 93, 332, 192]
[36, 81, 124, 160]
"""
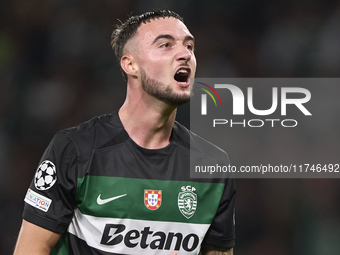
[185, 44, 194, 51]
[160, 42, 171, 48]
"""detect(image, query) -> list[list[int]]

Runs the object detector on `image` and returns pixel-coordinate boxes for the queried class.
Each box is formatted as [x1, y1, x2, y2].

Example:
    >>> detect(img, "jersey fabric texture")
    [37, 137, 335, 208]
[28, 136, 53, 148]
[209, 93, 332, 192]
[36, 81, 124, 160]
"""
[23, 111, 236, 255]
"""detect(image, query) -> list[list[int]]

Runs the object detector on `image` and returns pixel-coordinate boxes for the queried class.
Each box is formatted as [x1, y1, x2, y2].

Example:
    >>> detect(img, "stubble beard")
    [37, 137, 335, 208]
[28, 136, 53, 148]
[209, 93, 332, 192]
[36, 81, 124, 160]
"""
[141, 69, 191, 107]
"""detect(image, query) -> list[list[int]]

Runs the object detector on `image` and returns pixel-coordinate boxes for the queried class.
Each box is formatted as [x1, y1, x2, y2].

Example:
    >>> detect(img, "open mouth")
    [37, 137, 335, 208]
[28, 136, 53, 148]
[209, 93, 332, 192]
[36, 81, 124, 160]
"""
[174, 68, 190, 84]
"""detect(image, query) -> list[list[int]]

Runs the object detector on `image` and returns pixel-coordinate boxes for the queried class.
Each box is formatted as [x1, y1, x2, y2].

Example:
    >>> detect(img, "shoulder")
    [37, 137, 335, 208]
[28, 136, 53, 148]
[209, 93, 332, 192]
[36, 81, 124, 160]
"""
[53, 111, 124, 156]
[173, 121, 230, 163]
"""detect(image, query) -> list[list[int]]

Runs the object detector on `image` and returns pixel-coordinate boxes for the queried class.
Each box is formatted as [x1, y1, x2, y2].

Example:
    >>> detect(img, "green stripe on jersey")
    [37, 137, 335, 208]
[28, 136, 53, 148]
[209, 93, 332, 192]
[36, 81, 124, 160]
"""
[76, 176, 224, 224]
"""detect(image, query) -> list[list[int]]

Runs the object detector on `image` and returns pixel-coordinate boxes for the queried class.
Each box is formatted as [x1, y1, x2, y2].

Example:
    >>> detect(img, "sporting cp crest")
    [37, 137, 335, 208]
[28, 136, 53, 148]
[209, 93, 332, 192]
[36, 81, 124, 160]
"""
[178, 186, 197, 219]
[144, 190, 162, 210]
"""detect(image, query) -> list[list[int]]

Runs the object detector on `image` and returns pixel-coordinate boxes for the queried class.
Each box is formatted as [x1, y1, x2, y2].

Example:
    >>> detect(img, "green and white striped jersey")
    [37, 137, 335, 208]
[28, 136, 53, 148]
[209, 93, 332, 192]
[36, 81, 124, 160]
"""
[23, 111, 235, 254]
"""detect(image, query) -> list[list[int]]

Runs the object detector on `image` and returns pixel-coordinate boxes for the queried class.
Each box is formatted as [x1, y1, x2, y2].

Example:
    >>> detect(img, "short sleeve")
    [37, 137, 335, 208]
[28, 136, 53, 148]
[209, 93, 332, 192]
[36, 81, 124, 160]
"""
[202, 177, 236, 249]
[23, 132, 78, 234]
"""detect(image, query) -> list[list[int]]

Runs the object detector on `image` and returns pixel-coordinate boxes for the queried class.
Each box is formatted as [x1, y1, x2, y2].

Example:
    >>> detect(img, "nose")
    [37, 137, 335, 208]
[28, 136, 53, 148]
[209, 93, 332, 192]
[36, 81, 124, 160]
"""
[176, 44, 192, 63]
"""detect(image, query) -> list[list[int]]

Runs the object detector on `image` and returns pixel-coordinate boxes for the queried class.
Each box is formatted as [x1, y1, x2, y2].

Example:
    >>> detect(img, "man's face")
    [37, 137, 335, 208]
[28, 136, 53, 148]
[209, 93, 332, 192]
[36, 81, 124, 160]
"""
[131, 17, 196, 106]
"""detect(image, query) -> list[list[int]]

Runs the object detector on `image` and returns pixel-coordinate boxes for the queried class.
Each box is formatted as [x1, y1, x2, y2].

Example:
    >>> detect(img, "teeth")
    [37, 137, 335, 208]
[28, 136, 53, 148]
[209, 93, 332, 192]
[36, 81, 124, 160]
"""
[176, 69, 188, 75]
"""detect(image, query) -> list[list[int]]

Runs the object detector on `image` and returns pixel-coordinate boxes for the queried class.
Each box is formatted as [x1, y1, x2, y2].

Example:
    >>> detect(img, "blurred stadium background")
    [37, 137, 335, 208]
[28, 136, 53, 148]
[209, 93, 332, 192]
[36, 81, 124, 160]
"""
[1, 0, 340, 254]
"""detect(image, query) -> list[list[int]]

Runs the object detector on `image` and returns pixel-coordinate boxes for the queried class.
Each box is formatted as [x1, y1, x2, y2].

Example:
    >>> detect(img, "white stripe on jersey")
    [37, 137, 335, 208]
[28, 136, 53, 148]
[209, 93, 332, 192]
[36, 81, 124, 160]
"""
[68, 208, 210, 254]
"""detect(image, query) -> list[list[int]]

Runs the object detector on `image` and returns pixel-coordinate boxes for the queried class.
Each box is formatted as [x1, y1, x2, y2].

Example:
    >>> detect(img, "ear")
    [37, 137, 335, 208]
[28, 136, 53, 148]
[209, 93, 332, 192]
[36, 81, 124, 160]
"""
[121, 55, 139, 79]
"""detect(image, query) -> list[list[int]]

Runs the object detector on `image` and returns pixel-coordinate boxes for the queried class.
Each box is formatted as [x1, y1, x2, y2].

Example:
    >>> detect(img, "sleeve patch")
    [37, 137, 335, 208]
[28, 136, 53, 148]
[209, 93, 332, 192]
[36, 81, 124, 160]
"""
[24, 188, 52, 212]
[34, 160, 57, 190]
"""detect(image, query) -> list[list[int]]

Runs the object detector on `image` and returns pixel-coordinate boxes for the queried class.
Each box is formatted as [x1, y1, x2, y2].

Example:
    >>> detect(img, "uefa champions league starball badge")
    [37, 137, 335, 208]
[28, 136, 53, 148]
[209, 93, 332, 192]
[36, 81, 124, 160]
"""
[34, 160, 57, 190]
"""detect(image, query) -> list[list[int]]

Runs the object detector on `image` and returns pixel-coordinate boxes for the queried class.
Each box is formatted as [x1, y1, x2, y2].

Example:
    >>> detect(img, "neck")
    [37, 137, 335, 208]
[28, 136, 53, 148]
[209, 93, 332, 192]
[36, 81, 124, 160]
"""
[118, 85, 177, 149]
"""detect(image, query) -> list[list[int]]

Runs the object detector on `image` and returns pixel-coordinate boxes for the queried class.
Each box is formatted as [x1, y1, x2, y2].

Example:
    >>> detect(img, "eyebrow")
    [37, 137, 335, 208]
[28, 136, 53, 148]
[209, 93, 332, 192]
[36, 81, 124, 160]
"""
[152, 34, 195, 45]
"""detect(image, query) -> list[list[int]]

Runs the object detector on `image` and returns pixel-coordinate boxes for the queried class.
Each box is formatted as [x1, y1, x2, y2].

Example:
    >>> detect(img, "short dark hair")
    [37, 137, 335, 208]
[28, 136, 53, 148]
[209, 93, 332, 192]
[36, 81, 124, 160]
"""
[111, 10, 184, 80]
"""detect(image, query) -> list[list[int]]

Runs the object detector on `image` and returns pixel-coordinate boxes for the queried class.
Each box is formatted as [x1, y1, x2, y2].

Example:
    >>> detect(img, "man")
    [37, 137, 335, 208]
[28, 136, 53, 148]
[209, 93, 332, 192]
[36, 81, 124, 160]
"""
[14, 10, 235, 255]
